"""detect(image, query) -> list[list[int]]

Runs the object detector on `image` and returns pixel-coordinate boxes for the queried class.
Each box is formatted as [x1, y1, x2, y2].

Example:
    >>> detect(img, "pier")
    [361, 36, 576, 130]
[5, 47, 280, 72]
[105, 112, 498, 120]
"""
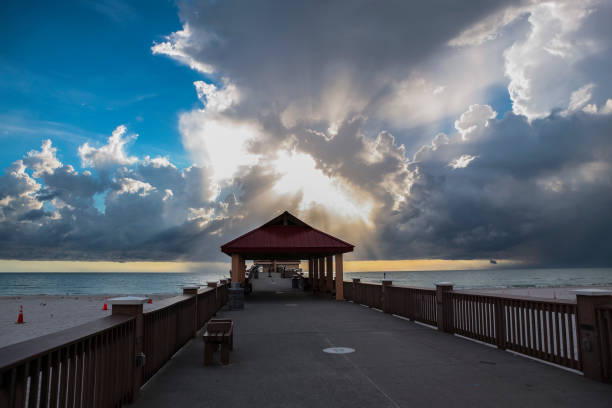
[1, 274, 612, 407]
[133, 274, 611, 407]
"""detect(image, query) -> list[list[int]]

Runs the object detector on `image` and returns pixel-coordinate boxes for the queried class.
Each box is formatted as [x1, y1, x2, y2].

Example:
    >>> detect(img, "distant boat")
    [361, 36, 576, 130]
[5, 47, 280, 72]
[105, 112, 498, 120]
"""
[490, 259, 497, 264]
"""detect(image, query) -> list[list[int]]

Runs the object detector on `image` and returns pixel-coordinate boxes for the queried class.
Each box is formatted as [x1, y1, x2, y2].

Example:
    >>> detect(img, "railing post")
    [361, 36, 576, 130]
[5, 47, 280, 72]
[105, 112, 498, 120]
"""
[435, 283, 453, 333]
[183, 287, 199, 337]
[382, 279, 393, 314]
[572, 289, 612, 382]
[495, 298, 507, 350]
[109, 296, 149, 402]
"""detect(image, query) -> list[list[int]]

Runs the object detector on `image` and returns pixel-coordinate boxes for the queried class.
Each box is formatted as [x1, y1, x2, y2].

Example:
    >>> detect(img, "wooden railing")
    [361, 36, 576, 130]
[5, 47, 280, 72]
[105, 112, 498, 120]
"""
[343, 281, 436, 326]
[143, 295, 197, 383]
[217, 284, 228, 311]
[0, 281, 229, 407]
[386, 286, 437, 326]
[352, 282, 383, 309]
[596, 305, 612, 382]
[197, 288, 218, 329]
[449, 292, 580, 370]
[342, 280, 612, 382]
[0, 315, 135, 408]
[343, 281, 353, 301]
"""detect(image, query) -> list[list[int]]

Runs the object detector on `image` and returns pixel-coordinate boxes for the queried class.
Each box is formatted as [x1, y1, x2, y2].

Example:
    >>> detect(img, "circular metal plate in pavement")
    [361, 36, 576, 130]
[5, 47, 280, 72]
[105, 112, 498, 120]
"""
[323, 347, 355, 354]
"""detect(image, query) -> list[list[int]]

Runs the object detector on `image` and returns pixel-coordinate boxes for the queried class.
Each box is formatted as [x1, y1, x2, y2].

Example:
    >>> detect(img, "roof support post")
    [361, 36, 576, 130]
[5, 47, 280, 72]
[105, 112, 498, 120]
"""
[240, 257, 246, 284]
[335, 254, 344, 300]
[326, 256, 334, 293]
[231, 254, 241, 284]
[319, 258, 326, 293]
[308, 259, 313, 288]
[313, 257, 319, 292]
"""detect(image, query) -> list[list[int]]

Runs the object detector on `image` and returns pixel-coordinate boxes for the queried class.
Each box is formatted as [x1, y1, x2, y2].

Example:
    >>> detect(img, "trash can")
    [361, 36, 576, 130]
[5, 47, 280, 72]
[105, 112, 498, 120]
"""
[291, 276, 299, 288]
[228, 282, 244, 310]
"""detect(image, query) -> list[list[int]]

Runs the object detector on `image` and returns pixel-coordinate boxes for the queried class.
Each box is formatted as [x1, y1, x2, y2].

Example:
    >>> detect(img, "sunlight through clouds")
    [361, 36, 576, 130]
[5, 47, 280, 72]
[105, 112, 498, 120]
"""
[271, 150, 374, 226]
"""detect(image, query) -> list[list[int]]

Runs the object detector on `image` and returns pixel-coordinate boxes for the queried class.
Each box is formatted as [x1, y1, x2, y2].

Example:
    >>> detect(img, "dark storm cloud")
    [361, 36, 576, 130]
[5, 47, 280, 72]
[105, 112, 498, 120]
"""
[375, 111, 612, 266]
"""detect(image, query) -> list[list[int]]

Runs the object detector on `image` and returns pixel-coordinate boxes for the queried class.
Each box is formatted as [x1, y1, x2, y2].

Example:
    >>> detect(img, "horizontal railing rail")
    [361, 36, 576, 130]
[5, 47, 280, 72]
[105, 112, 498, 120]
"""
[0, 315, 135, 408]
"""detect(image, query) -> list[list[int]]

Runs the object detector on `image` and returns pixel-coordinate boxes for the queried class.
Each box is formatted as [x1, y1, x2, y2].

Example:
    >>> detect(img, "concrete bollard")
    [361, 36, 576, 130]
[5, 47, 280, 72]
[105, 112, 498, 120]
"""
[108, 296, 149, 402]
[435, 283, 454, 333]
[572, 289, 612, 382]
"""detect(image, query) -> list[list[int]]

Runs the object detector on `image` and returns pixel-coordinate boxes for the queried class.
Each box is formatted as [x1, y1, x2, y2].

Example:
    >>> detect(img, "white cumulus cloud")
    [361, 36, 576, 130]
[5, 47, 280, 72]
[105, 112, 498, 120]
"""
[78, 125, 138, 169]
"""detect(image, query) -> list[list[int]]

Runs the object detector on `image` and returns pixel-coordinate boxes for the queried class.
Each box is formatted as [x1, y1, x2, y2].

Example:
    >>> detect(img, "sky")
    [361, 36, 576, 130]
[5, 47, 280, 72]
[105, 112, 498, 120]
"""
[1, 0, 611, 272]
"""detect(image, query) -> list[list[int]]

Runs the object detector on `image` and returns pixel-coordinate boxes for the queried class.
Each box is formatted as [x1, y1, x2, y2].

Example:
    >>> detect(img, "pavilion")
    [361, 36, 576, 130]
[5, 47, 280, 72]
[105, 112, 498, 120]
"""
[220, 211, 354, 299]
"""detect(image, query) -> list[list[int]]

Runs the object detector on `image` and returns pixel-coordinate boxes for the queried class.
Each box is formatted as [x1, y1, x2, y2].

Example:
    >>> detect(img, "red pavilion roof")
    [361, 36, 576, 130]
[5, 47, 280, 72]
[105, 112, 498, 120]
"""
[220, 211, 354, 258]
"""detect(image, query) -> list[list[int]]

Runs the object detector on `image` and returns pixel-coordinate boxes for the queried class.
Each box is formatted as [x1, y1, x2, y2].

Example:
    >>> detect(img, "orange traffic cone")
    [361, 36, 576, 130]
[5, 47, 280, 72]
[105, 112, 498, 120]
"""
[102, 297, 108, 311]
[16, 305, 24, 324]
[147, 298, 152, 304]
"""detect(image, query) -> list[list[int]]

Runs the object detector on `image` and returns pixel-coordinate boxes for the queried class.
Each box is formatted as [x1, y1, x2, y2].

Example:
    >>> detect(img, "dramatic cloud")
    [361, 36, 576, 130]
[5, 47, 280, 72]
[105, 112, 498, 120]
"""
[78, 125, 138, 169]
[1, 0, 611, 266]
[389, 108, 612, 265]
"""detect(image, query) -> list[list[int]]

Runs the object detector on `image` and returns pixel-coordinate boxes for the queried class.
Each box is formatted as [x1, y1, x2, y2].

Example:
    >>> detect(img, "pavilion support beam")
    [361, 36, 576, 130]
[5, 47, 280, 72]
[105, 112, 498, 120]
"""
[335, 254, 344, 300]
[231, 254, 241, 283]
[326, 256, 334, 293]
[313, 257, 319, 292]
[308, 259, 313, 288]
[319, 258, 326, 293]
[240, 257, 246, 284]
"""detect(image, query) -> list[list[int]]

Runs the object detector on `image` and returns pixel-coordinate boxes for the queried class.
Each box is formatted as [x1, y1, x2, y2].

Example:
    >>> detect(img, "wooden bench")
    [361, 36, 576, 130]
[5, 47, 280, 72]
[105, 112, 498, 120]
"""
[203, 319, 233, 365]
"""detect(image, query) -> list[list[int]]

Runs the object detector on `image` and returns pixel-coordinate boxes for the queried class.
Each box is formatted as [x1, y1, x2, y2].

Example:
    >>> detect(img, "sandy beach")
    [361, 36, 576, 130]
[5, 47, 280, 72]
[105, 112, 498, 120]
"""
[0, 294, 173, 348]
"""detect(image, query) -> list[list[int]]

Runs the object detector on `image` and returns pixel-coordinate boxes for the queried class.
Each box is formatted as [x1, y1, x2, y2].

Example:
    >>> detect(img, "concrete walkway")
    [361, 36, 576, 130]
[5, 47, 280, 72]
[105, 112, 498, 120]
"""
[132, 274, 611, 407]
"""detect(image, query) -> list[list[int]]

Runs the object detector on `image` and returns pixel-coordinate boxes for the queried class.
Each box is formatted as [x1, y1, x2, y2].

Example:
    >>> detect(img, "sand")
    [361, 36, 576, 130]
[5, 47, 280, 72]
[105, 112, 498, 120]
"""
[0, 294, 174, 348]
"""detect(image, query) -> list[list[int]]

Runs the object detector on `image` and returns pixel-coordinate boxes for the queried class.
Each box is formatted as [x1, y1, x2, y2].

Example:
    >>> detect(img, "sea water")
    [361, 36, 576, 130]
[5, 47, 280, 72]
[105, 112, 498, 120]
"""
[348, 268, 612, 289]
[0, 271, 229, 296]
[0, 268, 611, 296]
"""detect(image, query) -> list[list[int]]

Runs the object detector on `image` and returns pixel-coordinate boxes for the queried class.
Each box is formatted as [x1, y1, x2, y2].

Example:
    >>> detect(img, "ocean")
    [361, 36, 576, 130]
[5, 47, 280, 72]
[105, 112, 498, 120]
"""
[0, 268, 611, 296]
